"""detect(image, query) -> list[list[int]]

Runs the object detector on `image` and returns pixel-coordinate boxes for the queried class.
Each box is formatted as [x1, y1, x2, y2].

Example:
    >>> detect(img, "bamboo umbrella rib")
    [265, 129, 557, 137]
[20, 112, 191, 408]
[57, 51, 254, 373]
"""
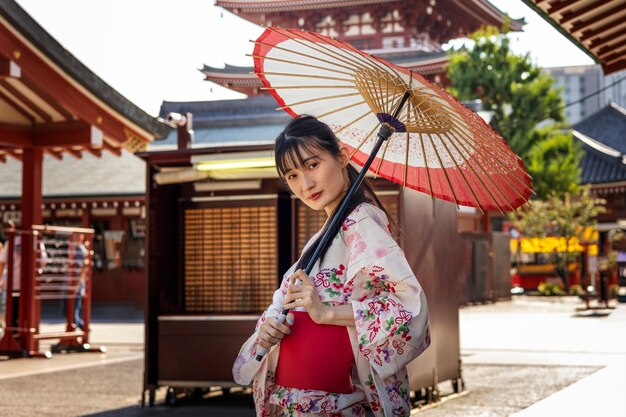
[435, 132, 487, 212]
[389, 76, 404, 117]
[404, 131, 410, 187]
[258, 72, 354, 83]
[261, 85, 356, 90]
[253, 40, 356, 75]
[334, 108, 374, 134]
[278, 92, 362, 110]
[447, 123, 533, 193]
[426, 134, 459, 207]
[447, 128, 526, 211]
[447, 124, 532, 201]
[249, 54, 352, 76]
[440, 131, 502, 213]
[372, 71, 388, 115]
[349, 124, 380, 159]
[277, 28, 383, 79]
[373, 55, 407, 92]
[419, 133, 434, 201]
[442, 130, 505, 213]
[304, 29, 399, 79]
[315, 99, 368, 119]
[403, 73, 414, 187]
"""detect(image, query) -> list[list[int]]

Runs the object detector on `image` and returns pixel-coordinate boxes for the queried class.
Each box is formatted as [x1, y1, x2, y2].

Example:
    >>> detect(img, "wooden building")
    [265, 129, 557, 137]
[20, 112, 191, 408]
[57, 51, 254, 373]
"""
[208, 0, 523, 94]
[0, 1, 169, 310]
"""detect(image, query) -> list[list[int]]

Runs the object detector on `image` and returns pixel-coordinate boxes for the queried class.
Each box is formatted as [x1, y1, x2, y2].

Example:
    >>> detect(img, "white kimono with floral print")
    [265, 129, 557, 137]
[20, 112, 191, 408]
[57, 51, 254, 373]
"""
[233, 203, 430, 417]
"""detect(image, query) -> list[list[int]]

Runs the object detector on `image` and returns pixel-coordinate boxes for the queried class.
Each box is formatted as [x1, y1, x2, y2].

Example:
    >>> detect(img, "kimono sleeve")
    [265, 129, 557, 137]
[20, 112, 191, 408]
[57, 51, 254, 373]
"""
[232, 271, 291, 386]
[344, 205, 430, 380]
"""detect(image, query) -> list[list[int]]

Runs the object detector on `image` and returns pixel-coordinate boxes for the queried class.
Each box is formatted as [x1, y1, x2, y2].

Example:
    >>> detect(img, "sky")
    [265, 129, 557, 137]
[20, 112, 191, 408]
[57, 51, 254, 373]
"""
[15, 0, 595, 117]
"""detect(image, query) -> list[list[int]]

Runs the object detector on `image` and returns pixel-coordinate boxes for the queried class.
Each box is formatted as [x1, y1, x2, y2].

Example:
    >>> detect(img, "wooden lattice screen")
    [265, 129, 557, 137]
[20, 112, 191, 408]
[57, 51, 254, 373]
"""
[183, 203, 277, 313]
[295, 191, 400, 258]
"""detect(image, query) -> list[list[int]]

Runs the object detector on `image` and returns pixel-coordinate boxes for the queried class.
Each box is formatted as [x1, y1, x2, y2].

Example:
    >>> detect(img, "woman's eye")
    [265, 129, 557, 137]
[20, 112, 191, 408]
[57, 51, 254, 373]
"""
[309, 162, 318, 169]
[286, 174, 296, 180]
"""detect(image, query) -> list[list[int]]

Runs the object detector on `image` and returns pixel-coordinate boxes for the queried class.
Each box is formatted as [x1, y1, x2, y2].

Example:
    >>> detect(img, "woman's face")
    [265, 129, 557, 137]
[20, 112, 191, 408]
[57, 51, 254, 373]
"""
[283, 144, 350, 216]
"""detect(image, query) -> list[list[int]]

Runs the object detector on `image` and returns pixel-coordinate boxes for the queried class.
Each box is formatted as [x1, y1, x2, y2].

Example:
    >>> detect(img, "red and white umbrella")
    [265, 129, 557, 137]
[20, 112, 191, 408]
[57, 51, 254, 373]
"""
[252, 26, 532, 212]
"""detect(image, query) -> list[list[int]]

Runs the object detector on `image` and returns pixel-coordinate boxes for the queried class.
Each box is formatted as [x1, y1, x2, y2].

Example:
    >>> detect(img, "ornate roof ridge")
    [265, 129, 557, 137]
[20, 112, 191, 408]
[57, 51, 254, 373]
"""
[216, 0, 397, 13]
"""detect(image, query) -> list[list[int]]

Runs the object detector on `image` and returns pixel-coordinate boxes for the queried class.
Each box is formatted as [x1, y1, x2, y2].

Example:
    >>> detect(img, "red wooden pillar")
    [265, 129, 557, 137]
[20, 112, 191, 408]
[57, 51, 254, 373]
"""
[20, 147, 43, 355]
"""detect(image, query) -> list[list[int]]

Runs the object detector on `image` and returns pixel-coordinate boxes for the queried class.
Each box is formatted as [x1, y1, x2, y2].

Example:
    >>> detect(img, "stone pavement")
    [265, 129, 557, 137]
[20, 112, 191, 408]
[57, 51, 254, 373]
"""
[0, 296, 624, 416]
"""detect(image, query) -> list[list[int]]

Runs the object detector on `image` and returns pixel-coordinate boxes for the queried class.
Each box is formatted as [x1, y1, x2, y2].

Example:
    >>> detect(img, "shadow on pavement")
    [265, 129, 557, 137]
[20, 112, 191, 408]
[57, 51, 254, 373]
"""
[82, 391, 256, 417]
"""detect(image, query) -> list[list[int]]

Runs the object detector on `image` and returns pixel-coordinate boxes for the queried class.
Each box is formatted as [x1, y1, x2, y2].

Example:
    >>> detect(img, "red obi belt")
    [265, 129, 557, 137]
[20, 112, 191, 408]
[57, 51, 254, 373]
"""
[275, 311, 354, 394]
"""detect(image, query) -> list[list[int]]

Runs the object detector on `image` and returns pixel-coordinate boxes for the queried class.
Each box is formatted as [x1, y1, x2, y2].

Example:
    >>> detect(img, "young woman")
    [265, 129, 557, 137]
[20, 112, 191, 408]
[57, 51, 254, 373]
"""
[233, 116, 430, 417]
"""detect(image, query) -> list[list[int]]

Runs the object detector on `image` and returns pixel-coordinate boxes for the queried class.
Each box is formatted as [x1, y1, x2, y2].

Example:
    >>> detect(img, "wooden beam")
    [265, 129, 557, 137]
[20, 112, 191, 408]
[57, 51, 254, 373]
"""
[0, 123, 32, 147]
[83, 147, 102, 158]
[603, 59, 626, 75]
[45, 148, 63, 160]
[547, 0, 578, 15]
[5, 148, 22, 161]
[33, 121, 101, 148]
[0, 55, 21, 78]
[574, 5, 626, 37]
[596, 37, 626, 60]
[0, 26, 153, 145]
[0, 80, 52, 122]
[19, 77, 72, 120]
[102, 141, 122, 157]
[0, 88, 36, 124]
[590, 27, 626, 49]
[64, 147, 82, 159]
[600, 45, 626, 66]
[559, 0, 605, 25]
[0, 153, 6, 163]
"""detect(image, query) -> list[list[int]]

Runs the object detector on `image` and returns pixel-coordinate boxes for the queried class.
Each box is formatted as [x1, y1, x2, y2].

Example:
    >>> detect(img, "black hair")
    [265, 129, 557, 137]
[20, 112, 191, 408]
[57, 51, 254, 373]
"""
[274, 115, 394, 271]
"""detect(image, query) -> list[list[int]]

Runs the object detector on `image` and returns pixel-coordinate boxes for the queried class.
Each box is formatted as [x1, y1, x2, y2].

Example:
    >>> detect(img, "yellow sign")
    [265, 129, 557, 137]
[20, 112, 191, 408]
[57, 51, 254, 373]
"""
[510, 235, 599, 256]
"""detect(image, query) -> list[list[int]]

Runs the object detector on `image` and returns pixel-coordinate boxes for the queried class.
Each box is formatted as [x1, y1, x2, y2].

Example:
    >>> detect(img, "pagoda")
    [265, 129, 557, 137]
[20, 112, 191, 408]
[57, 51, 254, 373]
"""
[205, 0, 523, 95]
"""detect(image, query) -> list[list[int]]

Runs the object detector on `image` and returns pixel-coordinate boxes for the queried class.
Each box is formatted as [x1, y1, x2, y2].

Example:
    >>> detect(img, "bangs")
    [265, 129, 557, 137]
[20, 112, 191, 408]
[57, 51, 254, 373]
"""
[275, 136, 325, 177]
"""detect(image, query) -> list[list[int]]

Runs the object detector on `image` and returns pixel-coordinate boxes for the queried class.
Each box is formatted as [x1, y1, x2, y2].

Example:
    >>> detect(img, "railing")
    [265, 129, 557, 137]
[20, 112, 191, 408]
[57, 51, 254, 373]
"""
[0, 225, 104, 358]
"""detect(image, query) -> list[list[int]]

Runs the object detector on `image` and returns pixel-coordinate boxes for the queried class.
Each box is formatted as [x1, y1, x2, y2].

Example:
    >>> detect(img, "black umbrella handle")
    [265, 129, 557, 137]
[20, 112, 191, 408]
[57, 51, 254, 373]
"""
[255, 93, 410, 361]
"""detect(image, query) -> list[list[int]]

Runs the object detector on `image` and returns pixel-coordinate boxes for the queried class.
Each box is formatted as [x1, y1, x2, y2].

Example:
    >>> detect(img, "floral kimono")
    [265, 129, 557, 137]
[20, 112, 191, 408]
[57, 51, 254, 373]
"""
[233, 202, 430, 417]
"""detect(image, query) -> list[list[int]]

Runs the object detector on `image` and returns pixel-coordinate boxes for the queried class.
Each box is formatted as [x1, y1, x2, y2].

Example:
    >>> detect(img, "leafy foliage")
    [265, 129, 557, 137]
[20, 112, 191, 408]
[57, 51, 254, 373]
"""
[527, 127, 582, 199]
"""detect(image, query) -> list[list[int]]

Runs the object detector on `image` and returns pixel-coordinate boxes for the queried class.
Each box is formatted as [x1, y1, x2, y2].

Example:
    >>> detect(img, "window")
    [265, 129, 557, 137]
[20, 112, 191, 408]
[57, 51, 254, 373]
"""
[183, 203, 277, 313]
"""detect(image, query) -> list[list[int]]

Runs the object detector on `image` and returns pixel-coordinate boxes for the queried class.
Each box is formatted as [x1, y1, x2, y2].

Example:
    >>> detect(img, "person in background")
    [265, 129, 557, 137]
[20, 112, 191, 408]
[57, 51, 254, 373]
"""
[0, 221, 21, 333]
[0, 240, 4, 341]
[73, 234, 89, 330]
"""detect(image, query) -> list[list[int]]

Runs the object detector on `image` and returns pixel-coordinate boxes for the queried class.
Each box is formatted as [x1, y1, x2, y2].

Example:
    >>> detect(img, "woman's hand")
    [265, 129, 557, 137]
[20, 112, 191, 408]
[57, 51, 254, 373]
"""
[283, 269, 330, 324]
[256, 313, 294, 349]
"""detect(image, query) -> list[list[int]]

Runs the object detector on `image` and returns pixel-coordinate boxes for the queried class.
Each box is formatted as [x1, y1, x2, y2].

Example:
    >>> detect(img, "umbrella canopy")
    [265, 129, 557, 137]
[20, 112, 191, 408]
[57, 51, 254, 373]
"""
[252, 27, 532, 212]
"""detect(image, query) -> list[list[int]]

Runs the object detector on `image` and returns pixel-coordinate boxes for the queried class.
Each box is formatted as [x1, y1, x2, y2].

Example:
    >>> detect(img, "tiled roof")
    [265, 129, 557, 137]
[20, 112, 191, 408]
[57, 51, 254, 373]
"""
[0, 150, 145, 199]
[0, 0, 170, 138]
[159, 96, 290, 127]
[572, 103, 626, 185]
[574, 103, 626, 154]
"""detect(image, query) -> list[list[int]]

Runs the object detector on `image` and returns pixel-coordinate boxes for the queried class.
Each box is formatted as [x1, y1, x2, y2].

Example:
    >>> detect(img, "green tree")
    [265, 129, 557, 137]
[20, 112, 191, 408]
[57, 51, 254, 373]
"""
[527, 127, 582, 199]
[509, 186, 605, 290]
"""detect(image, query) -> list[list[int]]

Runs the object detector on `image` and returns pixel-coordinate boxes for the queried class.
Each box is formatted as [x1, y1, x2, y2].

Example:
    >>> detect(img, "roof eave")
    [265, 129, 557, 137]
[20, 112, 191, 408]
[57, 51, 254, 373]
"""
[519, 0, 600, 65]
[0, 0, 171, 138]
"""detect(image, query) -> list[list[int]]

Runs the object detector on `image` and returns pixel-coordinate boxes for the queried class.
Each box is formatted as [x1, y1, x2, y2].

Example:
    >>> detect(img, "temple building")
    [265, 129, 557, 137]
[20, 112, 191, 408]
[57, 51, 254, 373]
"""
[205, 0, 522, 94]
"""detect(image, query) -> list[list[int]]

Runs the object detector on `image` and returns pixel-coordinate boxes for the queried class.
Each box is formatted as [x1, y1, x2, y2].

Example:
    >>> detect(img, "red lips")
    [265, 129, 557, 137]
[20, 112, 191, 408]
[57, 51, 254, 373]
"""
[309, 191, 322, 201]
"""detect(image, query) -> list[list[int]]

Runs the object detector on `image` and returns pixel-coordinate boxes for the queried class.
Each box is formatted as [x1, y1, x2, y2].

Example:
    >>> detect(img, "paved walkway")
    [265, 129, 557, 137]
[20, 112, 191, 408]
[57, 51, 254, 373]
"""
[456, 296, 626, 417]
[0, 296, 623, 416]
